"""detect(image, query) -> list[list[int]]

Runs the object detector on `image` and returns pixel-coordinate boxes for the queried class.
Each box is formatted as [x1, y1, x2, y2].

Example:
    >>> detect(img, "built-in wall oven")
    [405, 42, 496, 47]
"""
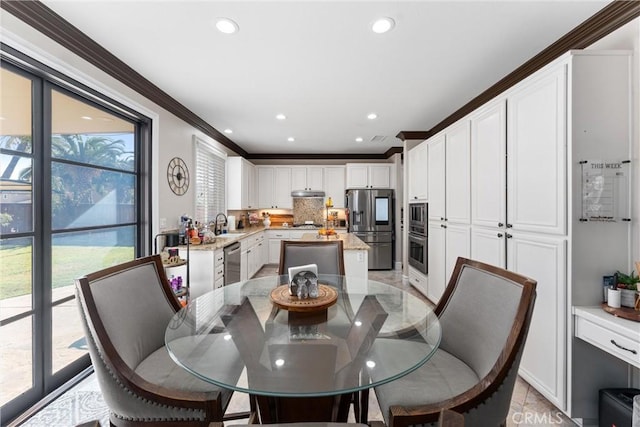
[408, 203, 428, 274]
[408, 202, 427, 236]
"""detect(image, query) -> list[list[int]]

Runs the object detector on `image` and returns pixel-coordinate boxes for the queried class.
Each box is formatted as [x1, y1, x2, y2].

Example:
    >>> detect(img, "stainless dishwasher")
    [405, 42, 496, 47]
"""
[223, 242, 241, 286]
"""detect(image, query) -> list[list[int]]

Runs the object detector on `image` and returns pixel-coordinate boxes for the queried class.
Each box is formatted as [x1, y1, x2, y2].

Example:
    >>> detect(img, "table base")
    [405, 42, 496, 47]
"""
[251, 391, 368, 424]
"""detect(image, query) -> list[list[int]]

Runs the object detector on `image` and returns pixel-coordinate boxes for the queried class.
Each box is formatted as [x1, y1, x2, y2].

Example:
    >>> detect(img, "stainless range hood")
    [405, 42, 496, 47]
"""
[291, 190, 325, 197]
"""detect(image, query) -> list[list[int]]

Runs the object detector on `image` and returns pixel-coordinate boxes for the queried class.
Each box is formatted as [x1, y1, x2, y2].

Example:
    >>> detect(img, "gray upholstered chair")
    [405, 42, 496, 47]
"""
[75, 255, 246, 426]
[372, 257, 536, 427]
[278, 239, 345, 275]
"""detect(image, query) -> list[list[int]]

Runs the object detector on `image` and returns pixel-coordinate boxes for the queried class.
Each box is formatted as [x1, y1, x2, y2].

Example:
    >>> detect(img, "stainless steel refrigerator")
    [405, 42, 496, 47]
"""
[345, 188, 394, 270]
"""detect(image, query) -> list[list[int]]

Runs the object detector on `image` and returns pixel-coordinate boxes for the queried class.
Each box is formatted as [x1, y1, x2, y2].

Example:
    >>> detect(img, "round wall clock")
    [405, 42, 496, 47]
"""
[167, 157, 190, 195]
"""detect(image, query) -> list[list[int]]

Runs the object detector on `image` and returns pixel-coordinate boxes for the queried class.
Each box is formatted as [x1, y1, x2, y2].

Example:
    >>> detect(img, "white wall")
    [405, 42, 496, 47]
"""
[586, 17, 640, 389]
[587, 17, 640, 272]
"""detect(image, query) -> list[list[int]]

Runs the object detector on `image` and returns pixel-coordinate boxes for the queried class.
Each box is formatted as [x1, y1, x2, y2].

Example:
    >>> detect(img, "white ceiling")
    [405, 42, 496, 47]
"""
[41, 0, 610, 156]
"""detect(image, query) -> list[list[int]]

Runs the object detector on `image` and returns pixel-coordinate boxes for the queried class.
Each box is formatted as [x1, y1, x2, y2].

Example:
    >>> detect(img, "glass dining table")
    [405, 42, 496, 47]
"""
[165, 274, 441, 423]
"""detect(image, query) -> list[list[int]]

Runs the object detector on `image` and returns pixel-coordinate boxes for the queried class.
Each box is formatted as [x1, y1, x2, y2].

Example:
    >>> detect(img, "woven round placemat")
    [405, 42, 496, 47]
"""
[270, 284, 338, 312]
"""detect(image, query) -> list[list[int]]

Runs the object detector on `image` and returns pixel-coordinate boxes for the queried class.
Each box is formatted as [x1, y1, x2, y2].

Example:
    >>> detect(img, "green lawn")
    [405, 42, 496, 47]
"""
[0, 245, 134, 299]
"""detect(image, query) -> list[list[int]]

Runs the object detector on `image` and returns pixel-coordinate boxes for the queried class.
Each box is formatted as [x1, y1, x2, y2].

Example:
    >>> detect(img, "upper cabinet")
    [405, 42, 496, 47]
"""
[253, 165, 345, 209]
[427, 121, 471, 224]
[506, 63, 567, 235]
[227, 157, 256, 210]
[407, 141, 428, 201]
[257, 166, 293, 209]
[291, 166, 324, 191]
[345, 163, 393, 189]
[470, 98, 507, 229]
[323, 166, 346, 208]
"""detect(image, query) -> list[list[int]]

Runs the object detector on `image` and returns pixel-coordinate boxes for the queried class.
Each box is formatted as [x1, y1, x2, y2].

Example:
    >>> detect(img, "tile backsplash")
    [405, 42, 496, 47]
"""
[293, 198, 325, 224]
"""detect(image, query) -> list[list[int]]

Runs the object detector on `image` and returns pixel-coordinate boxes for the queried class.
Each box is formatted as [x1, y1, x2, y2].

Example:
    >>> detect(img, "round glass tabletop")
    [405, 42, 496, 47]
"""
[165, 274, 441, 397]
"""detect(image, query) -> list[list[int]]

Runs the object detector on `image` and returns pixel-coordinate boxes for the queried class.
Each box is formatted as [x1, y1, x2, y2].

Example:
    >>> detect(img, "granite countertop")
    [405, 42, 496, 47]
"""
[178, 225, 351, 251]
[299, 232, 369, 250]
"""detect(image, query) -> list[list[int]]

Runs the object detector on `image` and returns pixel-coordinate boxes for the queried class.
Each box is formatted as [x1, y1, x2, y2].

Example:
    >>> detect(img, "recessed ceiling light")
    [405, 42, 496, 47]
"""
[215, 18, 239, 34]
[224, 128, 233, 134]
[276, 114, 286, 120]
[80, 116, 93, 120]
[371, 17, 395, 34]
[287, 137, 295, 142]
[367, 113, 378, 120]
[355, 137, 363, 143]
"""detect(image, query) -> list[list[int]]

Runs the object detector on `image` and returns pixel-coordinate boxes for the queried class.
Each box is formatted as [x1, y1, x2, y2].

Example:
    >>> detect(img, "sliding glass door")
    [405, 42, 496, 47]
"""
[0, 59, 148, 423]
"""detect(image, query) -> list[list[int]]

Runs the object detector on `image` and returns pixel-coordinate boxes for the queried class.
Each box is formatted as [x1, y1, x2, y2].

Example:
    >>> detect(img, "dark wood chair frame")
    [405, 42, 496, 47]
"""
[385, 257, 537, 427]
[76, 255, 254, 427]
[277, 240, 346, 276]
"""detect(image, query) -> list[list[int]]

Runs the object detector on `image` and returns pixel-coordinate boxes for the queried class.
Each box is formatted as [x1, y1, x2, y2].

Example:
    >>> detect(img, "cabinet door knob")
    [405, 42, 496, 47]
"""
[497, 233, 503, 238]
[440, 217, 444, 221]
[506, 224, 513, 228]
[498, 222, 504, 227]
[506, 233, 512, 238]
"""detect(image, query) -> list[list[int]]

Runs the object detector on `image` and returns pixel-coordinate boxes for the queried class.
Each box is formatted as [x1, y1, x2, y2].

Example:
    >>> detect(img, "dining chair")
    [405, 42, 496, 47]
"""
[75, 254, 248, 426]
[372, 257, 537, 427]
[278, 239, 345, 275]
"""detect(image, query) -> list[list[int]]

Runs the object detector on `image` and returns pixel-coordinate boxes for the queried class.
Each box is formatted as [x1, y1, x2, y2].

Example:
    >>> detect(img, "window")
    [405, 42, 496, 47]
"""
[0, 51, 150, 425]
[194, 136, 226, 224]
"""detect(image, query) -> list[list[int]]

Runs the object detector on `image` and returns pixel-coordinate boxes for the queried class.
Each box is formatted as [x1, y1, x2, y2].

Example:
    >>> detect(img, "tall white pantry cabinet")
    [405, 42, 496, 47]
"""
[413, 50, 633, 422]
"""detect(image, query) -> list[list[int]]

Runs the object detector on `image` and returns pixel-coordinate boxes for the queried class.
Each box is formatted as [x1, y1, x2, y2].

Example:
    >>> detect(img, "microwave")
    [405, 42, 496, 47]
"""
[408, 203, 427, 236]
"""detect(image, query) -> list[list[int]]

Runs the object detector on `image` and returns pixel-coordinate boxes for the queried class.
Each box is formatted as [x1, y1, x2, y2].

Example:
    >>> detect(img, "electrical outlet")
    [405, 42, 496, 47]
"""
[159, 218, 167, 229]
[357, 252, 364, 262]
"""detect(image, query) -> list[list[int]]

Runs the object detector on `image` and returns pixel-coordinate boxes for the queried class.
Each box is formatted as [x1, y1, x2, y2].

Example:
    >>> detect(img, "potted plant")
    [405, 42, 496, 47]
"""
[615, 270, 639, 308]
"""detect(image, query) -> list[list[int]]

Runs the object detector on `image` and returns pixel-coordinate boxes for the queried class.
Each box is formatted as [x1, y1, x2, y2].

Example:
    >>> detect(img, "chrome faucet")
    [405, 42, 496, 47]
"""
[214, 213, 228, 235]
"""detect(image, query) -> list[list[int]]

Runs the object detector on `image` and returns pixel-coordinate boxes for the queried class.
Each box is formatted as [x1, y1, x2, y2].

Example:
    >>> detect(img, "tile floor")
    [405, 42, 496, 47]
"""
[17, 266, 575, 427]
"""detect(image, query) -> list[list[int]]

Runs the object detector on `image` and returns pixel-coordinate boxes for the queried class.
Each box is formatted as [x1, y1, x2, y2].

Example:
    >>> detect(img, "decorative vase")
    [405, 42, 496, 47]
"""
[620, 289, 636, 308]
[263, 217, 271, 228]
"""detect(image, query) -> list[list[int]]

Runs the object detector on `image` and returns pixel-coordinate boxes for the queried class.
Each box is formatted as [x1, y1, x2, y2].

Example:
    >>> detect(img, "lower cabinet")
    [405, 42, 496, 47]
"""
[214, 248, 224, 289]
[408, 265, 428, 297]
[188, 250, 214, 299]
[469, 227, 568, 410]
[508, 232, 567, 410]
[267, 230, 290, 265]
[427, 222, 470, 304]
[242, 232, 265, 280]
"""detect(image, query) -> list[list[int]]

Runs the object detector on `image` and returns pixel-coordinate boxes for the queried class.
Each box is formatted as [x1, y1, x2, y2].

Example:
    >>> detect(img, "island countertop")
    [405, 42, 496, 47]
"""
[299, 232, 369, 250]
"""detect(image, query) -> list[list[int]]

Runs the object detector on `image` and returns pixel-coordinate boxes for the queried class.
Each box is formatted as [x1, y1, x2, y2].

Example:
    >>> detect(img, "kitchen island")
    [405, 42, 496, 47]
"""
[299, 233, 369, 281]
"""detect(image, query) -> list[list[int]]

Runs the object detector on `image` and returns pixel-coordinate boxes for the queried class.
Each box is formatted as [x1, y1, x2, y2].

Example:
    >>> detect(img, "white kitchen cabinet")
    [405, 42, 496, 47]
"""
[323, 166, 346, 208]
[445, 123, 471, 224]
[214, 248, 224, 290]
[427, 121, 470, 224]
[425, 120, 471, 304]
[427, 222, 470, 304]
[408, 265, 428, 297]
[291, 166, 324, 191]
[507, 63, 567, 236]
[268, 230, 290, 265]
[427, 134, 445, 221]
[187, 250, 214, 299]
[470, 226, 506, 268]
[257, 166, 275, 209]
[345, 163, 393, 189]
[464, 51, 633, 419]
[471, 98, 507, 229]
[227, 157, 256, 210]
[507, 232, 567, 410]
[407, 140, 428, 201]
[257, 166, 292, 209]
[241, 232, 265, 280]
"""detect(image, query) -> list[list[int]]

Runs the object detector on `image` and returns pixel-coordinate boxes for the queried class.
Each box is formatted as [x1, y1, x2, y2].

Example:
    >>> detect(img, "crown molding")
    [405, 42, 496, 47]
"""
[397, 0, 640, 142]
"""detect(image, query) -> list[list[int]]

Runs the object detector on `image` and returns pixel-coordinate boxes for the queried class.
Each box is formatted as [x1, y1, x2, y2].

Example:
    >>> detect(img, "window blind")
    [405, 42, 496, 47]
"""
[195, 139, 226, 224]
